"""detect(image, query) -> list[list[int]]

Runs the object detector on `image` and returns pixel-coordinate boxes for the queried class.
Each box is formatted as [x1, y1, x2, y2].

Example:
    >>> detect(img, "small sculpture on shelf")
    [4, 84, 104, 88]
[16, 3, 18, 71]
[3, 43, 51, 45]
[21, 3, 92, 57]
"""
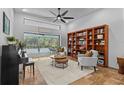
[89, 36, 92, 39]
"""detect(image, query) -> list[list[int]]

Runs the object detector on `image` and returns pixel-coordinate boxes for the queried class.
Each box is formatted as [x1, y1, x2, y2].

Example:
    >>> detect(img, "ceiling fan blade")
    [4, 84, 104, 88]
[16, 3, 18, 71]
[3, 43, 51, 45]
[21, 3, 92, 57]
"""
[63, 17, 74, 19]
[61, 19, 66, 23]
[61, 10, 68, 16]
[53, 19, 58, 22]
[49, 10, 57, 16]
[42, 17, 57, 18]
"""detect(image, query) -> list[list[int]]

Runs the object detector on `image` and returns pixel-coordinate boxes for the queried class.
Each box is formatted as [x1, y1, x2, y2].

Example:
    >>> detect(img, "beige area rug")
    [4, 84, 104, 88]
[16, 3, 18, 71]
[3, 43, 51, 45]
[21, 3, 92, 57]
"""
[35, 57, 96, 85]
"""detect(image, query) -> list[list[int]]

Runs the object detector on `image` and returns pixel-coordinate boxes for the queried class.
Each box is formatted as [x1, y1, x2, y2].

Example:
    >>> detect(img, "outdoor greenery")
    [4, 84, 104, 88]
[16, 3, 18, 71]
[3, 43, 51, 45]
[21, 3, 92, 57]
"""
[24, 33, 60, 49]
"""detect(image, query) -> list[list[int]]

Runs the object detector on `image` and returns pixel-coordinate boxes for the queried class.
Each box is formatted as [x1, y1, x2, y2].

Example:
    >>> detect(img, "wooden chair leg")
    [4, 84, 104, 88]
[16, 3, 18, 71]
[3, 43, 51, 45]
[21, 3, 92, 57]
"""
[81, 66, 83, 70]
[52, 60, 53, 66]
[30, 65, 31, 73]
[55, 62, 56, 67]
[66, 62, 68, 66]
[78, 62, 79, 66]
[23, 65, 25, 79]
[94, 66, 96, 72]
[33, 64, 34, 76]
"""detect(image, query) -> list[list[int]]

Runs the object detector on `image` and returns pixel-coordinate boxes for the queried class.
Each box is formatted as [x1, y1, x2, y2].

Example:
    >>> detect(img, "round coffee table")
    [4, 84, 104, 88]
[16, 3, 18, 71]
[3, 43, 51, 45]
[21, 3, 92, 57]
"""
[55, 58, 68, 69]
[50, 55, 67, 66]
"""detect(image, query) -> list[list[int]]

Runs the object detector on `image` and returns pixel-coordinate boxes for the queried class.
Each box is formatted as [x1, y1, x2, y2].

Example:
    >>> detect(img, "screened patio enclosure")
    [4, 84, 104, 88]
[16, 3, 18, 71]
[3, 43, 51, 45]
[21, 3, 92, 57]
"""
[24, 32, 60, 57]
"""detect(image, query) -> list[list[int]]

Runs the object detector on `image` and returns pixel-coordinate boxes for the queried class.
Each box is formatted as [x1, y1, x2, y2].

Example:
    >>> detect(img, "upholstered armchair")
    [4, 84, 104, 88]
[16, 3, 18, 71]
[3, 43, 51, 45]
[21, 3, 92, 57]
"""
[78, 50, 98, 71]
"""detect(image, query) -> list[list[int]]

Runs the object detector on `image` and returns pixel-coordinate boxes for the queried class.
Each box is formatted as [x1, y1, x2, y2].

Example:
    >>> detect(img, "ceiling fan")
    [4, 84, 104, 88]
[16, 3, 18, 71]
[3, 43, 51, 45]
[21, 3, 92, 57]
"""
[49, 8, 74, 23]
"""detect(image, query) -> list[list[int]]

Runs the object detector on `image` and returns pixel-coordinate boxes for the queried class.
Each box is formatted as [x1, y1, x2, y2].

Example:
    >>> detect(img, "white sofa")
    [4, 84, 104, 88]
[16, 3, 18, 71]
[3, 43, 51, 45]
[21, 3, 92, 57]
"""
[78, 50, 98, 71]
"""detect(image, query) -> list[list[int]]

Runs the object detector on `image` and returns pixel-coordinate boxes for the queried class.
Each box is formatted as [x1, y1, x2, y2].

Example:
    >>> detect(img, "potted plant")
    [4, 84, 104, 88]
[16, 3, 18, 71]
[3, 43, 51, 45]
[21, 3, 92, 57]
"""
[18, 41, 26, 50]
[57, 46, 64, 52]
[7, 36, 16, 45]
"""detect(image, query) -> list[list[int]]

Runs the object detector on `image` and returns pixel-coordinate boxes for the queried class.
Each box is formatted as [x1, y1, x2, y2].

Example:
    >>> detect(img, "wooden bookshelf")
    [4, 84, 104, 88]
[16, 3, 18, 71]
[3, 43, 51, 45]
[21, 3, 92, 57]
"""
[67, 24, 109, 67]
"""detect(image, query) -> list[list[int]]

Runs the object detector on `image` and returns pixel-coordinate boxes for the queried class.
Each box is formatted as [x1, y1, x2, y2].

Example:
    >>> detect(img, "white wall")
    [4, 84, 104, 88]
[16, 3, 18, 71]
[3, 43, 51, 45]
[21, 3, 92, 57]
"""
[0, 8, 14, 45]
[14, 13, 67, 48]
[67, 8, 124, 68]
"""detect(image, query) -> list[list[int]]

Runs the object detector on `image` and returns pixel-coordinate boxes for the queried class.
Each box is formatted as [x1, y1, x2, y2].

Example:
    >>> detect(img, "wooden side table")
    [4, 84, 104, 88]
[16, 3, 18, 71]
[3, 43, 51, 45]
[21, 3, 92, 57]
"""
[117, 57, 124, 74]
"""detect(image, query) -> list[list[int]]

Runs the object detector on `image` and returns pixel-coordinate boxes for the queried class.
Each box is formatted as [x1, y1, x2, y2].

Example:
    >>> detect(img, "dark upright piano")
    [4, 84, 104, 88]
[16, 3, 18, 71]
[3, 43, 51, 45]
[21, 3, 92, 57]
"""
[0, 45, 20, 85]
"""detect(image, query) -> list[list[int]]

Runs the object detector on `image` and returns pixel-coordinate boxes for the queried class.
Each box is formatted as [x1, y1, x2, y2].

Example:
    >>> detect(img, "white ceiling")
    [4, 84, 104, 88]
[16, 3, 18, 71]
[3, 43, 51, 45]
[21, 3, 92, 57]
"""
[14, 8, 100, 24]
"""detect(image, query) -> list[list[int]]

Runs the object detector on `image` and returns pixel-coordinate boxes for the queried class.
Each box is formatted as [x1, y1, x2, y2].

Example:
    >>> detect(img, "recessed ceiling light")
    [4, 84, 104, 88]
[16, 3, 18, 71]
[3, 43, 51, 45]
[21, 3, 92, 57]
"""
[66, 20, 68, 23]
[22, 9, 28, 12]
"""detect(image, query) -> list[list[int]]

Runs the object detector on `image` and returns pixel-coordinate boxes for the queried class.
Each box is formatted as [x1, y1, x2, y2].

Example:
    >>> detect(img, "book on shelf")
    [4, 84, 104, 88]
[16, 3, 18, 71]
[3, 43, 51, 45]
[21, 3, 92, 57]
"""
[98, 54, 104, 58]
[78, 33, 83, 36]
[100, 40, 105, 45]
[83, 32, 86, 35]
[68, 49, 71, 52]
[89, 42, 92, 45]
[89, 32, 92, 35]
[99, 29, 104, 33]
[79, 38, 84, 40]
[78, 32, 86, 36]
[79, 46, 86, 50]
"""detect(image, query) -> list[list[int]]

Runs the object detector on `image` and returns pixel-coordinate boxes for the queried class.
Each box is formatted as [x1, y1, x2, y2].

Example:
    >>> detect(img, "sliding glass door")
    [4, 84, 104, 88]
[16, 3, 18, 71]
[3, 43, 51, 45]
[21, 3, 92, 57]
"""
[24, 32, 60, 55]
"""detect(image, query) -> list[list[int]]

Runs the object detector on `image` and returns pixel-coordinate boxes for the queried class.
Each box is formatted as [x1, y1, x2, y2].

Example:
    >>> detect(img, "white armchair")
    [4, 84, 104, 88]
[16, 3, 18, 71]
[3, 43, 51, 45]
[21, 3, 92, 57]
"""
[78, 50, 98, 71]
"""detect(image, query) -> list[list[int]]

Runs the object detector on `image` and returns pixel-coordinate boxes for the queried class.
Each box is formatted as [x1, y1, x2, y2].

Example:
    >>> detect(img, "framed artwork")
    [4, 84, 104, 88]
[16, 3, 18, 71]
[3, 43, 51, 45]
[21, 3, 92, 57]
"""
[3, 12, 10, 35]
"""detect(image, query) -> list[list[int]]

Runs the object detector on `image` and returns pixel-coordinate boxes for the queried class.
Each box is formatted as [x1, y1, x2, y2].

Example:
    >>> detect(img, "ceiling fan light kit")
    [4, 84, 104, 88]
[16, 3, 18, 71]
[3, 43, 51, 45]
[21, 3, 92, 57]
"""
[50, 8, 74, 23]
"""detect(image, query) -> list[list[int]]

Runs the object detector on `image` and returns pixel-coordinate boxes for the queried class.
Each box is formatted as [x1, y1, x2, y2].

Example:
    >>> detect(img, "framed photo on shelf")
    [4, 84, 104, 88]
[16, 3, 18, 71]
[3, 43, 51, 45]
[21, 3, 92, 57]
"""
[3, 12, 10, 35]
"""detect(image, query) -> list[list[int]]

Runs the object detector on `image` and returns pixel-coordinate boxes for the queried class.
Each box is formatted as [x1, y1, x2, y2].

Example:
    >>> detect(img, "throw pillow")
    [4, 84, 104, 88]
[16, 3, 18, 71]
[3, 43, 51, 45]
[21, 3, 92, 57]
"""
[84, 51, 93, 57]
[59, 52, 65, 56]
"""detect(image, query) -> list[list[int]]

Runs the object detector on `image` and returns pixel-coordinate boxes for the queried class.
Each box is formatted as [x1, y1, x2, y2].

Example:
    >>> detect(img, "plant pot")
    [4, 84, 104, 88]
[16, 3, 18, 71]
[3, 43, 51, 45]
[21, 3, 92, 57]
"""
[8, 41, 16, 45]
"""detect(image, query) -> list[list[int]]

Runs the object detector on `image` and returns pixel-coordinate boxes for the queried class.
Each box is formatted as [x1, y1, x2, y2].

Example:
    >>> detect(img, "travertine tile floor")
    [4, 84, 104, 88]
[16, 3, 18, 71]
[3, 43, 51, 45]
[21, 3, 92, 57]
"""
[19, 57, 124, 85]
